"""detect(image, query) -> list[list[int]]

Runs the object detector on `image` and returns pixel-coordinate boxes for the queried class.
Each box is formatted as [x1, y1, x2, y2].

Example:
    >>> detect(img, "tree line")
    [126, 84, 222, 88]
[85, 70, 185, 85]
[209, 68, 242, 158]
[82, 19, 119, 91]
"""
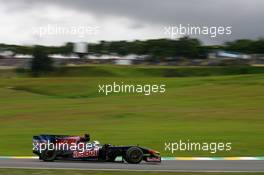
[1, 37, 264, 59]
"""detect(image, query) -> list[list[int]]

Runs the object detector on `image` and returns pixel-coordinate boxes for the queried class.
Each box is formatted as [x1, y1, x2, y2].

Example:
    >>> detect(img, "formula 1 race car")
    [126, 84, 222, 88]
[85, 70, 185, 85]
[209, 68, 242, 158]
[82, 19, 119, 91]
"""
[33, 134, 161, 164]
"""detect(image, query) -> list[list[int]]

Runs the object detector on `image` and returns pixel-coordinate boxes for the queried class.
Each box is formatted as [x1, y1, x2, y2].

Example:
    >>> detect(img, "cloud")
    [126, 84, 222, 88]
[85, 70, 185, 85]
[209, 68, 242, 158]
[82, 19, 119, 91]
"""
[1, 0, 264, 45]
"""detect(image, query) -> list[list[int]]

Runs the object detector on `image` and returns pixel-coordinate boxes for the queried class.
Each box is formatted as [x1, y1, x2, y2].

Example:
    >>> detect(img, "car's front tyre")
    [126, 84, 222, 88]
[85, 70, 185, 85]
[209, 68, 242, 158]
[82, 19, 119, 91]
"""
[125, 147, 143, 164]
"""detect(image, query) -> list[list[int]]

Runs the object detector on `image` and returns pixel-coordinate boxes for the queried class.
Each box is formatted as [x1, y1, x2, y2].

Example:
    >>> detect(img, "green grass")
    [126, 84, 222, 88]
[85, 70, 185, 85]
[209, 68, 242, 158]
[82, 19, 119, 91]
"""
[5, 64, 264, 78]
[1, 169, 264, 175]
[36, 65, 264, 77]
[0, 65, 263, 156]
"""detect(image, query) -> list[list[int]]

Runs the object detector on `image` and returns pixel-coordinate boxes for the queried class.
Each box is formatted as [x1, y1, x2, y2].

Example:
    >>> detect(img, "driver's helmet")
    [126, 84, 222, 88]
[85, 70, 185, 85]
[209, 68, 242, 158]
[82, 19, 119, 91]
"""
[92, 140, 100, 147]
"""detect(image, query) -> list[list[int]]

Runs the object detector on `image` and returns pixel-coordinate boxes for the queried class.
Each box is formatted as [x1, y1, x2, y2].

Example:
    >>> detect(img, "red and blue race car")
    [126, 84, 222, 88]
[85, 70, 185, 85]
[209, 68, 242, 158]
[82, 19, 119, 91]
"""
[33, 134, 161, 164]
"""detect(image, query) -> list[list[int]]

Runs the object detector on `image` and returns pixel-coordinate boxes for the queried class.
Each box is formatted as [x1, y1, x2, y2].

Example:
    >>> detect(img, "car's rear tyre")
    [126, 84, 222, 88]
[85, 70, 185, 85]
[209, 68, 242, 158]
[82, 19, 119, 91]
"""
[41, 150, 56, 162]
[125, 147, 143, 164]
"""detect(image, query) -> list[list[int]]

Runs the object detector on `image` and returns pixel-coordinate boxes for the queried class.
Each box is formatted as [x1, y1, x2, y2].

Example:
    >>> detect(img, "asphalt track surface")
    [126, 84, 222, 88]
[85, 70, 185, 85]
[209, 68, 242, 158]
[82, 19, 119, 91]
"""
[0, 159, 264, 172]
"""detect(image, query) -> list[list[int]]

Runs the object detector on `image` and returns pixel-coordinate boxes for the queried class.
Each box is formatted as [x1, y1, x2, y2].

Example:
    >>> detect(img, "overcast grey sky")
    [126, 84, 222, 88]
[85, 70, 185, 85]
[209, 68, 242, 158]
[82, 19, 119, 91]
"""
[0, 0, 263, 45]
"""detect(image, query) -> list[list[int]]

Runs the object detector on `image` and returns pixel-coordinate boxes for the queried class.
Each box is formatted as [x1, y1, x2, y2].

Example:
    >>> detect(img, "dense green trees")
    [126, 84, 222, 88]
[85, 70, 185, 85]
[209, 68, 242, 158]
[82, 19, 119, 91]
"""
[88, 37, 202, 59]
[225, 39, 264, 54]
